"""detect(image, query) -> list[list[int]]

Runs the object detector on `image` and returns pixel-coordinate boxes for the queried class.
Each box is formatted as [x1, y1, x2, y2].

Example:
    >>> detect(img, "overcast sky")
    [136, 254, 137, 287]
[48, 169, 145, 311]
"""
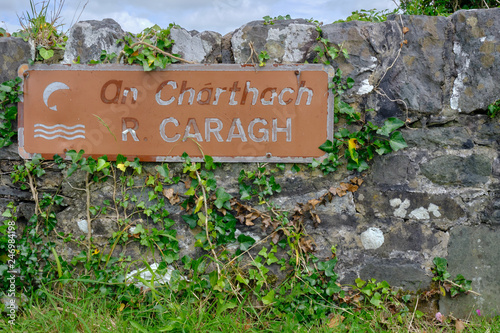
[1, 0, 399, 35]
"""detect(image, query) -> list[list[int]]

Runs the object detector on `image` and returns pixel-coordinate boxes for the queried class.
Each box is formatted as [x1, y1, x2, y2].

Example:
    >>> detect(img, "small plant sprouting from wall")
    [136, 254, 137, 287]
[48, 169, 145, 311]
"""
[0, 77, 22, 147]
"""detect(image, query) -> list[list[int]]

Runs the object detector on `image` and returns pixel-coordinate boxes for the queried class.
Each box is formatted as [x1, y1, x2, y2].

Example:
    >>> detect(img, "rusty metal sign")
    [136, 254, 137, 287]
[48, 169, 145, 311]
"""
[18, 64, 333, 162]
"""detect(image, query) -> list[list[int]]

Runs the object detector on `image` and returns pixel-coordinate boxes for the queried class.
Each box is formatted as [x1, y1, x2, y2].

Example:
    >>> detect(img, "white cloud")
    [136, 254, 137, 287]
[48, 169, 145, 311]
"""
[105, 12, 154, 33]
[0, 0, 400, 35]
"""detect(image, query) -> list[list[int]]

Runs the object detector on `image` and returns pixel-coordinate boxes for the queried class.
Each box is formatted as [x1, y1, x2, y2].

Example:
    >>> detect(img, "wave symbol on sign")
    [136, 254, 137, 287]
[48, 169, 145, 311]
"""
[34, 124, 86, 140]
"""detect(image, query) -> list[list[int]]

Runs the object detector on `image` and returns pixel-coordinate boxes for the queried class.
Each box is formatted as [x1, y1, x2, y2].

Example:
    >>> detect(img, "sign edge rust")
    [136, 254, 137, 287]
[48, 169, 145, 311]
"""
[17, 63, 334, 163]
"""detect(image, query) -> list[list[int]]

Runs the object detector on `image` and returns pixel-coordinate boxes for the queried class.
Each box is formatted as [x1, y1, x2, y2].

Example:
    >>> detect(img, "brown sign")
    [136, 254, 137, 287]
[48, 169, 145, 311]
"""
[18, 64, 333, 162]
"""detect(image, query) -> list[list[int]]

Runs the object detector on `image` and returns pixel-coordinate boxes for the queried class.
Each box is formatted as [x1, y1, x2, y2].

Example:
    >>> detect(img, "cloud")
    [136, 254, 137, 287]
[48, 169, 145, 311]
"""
[0, 0, 400, 35]
[177, 0, 271, 33]
[104, 12, 154, 33]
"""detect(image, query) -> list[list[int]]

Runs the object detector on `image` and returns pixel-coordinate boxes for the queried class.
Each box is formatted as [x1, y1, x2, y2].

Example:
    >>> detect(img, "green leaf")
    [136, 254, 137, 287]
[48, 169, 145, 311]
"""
[181, 214, 198, 229]
[262, 289, 275, 305]
[389, 131, 408, 151]
[377, 117, 405, 136]
[194, 196, 204, 214]
[319, 140, 335, 153]
[291, 164, 300, 173]
[204, 155, 216, 170]
[317, 258, 338, 277]
[346, 77, 355, 88]
[66, 149, 84, 163]
[214, 188, 232, 209]
[236, 273, 249, 285]
[116, 154, 127, 165]
[185, 187, 195, 196]
[39, 47, 54, 60]
[239, 183, 252, 201]
[130, 320, 149, 333]
[133, 224, 145, 234]
[217, 300, 237, 314]
[96, 158, 109, 172]
[237, 234, 255, 251]
[370, 292, 382, 307]
[326, 280, 341, 296]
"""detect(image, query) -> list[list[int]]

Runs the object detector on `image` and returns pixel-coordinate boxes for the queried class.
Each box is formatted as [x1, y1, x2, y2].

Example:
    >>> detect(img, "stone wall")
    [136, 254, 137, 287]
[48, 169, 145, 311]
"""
[1, 8, 500, 317]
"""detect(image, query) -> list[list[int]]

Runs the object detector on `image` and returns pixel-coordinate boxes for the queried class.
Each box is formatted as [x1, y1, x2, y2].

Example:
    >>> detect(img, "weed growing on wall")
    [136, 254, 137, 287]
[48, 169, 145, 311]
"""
[309, 23, 408, 174]
[397, 0, 499, 16]
[333, 8, 398, 23]
[118, 24, 194, 71]
[0, 149, 479, 330]
[17, 0, 69, 62]
[0, 12, 491, 328]
[263, 14, 292, 25]
[488, 99, 500, 118]
[0, 77, 22, 148]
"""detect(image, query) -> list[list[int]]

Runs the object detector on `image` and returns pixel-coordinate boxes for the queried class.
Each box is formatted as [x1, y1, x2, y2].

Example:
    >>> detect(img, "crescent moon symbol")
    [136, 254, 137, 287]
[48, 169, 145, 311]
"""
[43, 82, 70, 111]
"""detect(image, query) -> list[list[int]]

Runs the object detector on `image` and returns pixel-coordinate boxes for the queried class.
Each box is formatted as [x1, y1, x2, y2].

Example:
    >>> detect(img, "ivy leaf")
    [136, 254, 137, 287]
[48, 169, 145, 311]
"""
[237, 234, 255, 251]
[66, 149, 84, 164]
[347, 138, 359, 163]
[389, 131, 408, 151]
[326, 280, 341, 296]
[181, 214, 198, 229]
[156, 164, 170, 178]
[346, 77, 355, 89]
[67, 163, 79, 177]
[239, 183, 252, 201]
[96, 158, 109, 172]
[133, 224, 145, 234]
[319, 140, 335, 153]
[291, 164, 300, 173]
[262, 289, 275, 305]
[194, 196, 204, 214]
[204, 155, 216, 170]
[376, 117, 405, 137]
[318, 258, 338, 277]
[214, 188, 232, 209]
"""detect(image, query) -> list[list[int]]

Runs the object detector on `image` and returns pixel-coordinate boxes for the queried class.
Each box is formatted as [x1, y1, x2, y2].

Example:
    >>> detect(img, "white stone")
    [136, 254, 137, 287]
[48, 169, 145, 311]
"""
[393, 199, 410, 218]
[126, 263, 180, 289]
[361, 227, 384, 250]
[77, 219, 89, 233]
[408, 207, 430, 220]
[428, 203, 441, 217]
[450, 42, 470, 112]
[171, 28, 207, 63]
[357, 79, 374, 95]
[390, 198, 402, 207]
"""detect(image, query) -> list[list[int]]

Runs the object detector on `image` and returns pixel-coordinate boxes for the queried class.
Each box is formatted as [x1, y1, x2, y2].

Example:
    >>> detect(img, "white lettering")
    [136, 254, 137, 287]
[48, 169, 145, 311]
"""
[295, 81, 313, 105]
[159, 117, 180, 142]
[122, 117, 139, 141]
[278, 87, 294, 105]
[205, 118, 223, 142]
[178, 81, 195, 105]
[229, 81, 241, 105]
[183, 118, 203, 141]
[261, 88, 277, 105]
[197, 88, 213, 105]
[227, 118, 247, 142]
[122, 87, 138, 104]
[241, 81, 258, 105]
[248, 118, 269, 142]
[272, 118, 292, 142]
[213, 87, 226, 105]
[156, 81, 177, 105]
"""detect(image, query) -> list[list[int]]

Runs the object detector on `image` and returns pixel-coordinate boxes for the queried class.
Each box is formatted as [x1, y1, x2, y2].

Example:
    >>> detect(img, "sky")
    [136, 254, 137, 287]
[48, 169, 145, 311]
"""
[1, 0, 399, 35]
